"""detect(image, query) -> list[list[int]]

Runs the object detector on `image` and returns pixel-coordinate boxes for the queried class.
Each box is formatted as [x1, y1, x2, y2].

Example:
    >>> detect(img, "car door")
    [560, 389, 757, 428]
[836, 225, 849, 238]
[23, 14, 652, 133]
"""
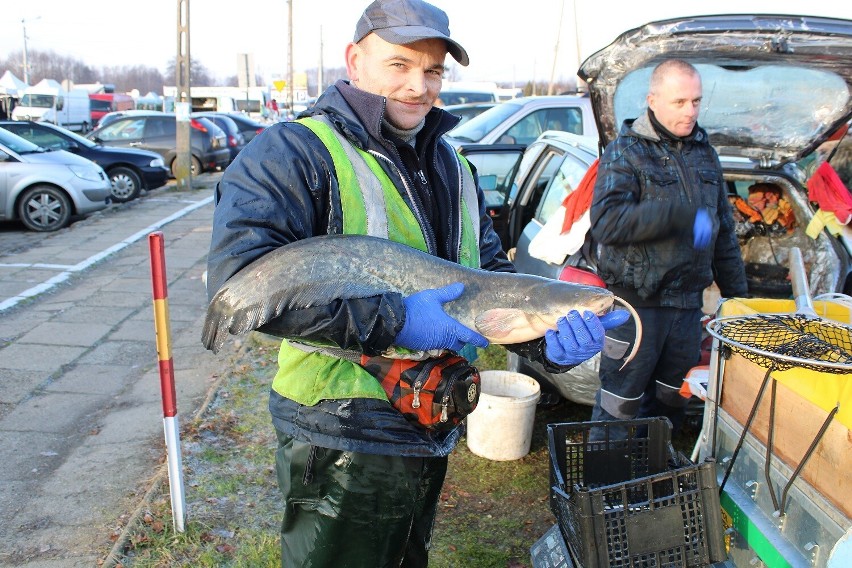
[0, 147, 8, 218]
[457, 143, 526, 249]
[511, 149, 596, 279]
[142, 117, 176, 159]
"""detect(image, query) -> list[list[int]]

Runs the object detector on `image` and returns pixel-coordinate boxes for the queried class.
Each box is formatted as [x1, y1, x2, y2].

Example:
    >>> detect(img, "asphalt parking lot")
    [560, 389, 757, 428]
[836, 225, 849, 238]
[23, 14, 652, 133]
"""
[0, 173, 244, 567]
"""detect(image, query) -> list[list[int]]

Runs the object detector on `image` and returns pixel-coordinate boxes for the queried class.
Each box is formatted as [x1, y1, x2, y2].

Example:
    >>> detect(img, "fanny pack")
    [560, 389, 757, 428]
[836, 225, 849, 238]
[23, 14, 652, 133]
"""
[359, 353, 481, 431]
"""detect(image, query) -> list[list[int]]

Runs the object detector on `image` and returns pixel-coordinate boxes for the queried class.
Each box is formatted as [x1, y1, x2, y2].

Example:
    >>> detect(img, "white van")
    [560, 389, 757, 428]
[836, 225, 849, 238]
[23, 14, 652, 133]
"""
[12, 79, 92, 133]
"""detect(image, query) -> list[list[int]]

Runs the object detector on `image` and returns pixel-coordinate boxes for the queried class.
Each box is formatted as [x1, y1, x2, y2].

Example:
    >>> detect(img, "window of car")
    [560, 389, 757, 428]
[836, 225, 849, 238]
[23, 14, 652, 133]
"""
[439, 91, 497, 105]
[448, 102, 521, 142]
[536, 152, 592, 223]
[17, 127, 67, 150]
[503, 108, 585, 146]
[97, 118, 146, 140]
[145, 118, 175, 138]
[465, 151, 524, 208]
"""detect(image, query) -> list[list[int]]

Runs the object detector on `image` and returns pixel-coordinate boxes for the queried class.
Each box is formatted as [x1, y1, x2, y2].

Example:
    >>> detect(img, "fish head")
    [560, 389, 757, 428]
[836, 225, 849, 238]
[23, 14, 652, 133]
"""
[473, 277, 614, 344]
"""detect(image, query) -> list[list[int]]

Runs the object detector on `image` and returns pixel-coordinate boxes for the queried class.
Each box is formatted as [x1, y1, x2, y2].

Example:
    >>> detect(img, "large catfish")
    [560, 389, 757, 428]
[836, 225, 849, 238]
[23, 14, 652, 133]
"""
[202, 235, 640, 365]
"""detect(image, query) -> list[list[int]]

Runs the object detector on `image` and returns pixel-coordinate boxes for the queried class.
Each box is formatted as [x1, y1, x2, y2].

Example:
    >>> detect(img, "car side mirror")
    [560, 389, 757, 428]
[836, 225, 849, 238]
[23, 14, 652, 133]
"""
[66, 141, 80, 152]
[497, 134, 516, 144]
[479, 174, 498, 191]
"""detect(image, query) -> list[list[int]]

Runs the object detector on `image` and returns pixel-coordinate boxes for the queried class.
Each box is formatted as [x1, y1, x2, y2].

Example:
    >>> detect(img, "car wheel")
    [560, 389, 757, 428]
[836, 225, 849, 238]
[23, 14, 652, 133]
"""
[170, 156, 203, 177]
[107, 166, 142, 203]
[17, 185, 73, 232]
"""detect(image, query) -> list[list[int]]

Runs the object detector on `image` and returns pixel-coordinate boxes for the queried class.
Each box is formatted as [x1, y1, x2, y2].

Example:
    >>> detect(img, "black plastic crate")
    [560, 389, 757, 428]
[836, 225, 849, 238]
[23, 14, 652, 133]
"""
[547, 419, 726, 568]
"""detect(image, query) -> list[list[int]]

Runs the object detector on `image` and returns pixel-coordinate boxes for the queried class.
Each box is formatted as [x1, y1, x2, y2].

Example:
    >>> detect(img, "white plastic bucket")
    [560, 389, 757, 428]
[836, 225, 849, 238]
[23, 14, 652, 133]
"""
[466, 370, 541, 461]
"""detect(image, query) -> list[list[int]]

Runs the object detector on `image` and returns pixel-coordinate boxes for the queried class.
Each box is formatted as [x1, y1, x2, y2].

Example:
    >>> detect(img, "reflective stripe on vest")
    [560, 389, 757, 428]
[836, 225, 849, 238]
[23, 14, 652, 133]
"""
[272, 115, 481, 406]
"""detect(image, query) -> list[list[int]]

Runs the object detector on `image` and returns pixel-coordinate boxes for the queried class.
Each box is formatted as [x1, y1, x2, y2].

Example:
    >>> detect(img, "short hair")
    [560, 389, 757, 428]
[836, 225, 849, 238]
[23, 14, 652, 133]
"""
[649, 59, 699, 94]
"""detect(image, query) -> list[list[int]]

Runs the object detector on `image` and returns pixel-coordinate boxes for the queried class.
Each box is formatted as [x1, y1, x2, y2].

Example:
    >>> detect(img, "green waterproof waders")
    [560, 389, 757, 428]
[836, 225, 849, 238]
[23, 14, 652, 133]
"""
[275, 430, 448, 567]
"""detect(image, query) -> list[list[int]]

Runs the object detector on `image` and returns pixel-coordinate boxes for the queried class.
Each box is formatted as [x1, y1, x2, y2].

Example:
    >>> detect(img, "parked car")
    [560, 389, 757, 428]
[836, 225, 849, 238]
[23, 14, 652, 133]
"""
[191, 112, 245, 163]
[198, 112, 267, 144]
[441, 102, 497, 127]
[439, 87, 498, 106]
[0, 127, 111, 231]
[86, 111, 230, 177]
[446, 95, 596, 148]
[0, 120, 169, 203]
[459, 14, 852, 406]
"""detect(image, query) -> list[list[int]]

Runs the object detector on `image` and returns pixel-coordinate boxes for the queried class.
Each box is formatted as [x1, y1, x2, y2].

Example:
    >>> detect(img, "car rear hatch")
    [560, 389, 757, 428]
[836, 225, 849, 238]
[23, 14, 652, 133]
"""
[579, 14, 852, 167]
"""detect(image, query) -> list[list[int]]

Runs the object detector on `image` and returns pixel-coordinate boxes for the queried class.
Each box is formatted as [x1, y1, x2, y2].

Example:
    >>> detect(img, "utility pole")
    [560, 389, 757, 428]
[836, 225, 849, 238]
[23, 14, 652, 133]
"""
[288, 0, 294, 115]
[317, 25, 323, 97]
[174, 0, 192, 190]
[21, 17, 40, 84]
[548, 1, 565, 96]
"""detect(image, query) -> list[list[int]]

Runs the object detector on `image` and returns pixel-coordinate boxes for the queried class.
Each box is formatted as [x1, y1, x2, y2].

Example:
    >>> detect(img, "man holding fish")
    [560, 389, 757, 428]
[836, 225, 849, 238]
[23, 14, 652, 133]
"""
[205, 0, 628, 565]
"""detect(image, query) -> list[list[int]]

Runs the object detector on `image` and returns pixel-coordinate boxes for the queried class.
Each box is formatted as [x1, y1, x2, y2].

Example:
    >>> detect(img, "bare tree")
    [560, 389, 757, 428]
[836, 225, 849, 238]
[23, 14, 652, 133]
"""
[101, 64, 165, 95]
[2, 49, 97, 85]
[164, 57, 217, 87]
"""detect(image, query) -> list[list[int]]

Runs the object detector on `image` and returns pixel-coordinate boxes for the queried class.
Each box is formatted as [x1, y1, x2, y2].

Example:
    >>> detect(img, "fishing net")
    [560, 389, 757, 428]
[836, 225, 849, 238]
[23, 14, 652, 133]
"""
[705, 313, 852, 373]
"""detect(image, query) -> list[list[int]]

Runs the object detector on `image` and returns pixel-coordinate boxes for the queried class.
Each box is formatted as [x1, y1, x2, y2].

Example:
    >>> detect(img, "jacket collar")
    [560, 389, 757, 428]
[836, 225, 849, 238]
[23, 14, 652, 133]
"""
[307, 80, 460, 152]
[628, 109, 708, 144]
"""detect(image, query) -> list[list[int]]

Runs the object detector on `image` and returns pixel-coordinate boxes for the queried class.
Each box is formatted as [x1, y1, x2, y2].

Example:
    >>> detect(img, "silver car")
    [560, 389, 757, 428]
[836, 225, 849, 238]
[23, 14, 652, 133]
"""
[0, 128, 111, 231]
[445, 95, 596, 148]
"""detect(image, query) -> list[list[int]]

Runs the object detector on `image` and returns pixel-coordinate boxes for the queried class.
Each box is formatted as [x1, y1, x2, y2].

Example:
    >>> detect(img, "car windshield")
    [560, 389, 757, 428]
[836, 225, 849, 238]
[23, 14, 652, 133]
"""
[90, 99, 112, 111]
[19, 94, 55, 108]
[447, 102, 522, 142]
[0, 127, 44, 154]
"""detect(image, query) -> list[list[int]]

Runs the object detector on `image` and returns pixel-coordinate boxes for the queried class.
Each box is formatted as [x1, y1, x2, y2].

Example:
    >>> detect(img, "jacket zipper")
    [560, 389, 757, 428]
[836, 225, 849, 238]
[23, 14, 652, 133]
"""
[668, 144, 697, 206]
[367, 149, 437, 255]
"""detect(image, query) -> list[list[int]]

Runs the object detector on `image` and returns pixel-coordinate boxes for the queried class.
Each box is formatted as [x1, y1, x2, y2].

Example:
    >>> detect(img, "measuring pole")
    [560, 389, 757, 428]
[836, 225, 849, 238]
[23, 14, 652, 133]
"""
[148, 231, 186, 533]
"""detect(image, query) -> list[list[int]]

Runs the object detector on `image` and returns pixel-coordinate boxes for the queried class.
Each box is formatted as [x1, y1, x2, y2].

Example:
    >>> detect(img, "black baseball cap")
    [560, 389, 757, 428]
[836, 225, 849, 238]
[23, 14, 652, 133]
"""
[354, 0, 470, 66]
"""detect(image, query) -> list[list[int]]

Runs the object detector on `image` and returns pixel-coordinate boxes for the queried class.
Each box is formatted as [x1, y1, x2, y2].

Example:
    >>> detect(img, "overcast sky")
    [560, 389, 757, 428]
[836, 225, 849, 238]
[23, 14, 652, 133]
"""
[1, 1, 851, 86]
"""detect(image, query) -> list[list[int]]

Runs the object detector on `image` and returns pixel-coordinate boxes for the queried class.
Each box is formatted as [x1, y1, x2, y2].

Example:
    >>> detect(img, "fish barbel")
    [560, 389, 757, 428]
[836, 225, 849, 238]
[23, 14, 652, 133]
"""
[202, 235, 641, 365]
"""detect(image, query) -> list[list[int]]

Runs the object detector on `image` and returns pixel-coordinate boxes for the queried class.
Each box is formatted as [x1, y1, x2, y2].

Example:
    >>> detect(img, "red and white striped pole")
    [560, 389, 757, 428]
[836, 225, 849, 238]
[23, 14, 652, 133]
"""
[148, 231, 186, 533]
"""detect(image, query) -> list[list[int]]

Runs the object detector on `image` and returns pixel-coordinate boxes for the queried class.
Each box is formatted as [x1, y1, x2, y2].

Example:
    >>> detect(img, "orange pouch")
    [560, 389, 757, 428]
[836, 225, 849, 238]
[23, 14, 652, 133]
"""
[359, 354, 481, 431]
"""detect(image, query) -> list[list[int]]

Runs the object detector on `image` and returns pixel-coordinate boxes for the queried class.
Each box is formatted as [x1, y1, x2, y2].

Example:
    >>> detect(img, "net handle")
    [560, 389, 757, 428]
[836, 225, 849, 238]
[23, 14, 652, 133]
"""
[789, 247, 817, 317]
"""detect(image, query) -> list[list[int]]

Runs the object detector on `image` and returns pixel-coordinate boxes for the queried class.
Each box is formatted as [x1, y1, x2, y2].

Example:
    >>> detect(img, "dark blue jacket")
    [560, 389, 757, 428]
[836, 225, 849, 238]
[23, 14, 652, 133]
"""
[206, 80, 560, 456]
[591, 111, 747, 308]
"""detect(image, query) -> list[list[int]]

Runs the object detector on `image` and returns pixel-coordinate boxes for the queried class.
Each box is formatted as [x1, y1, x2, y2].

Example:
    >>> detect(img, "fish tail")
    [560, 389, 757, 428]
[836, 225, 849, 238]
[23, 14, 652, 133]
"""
[611, 295, 642, 371]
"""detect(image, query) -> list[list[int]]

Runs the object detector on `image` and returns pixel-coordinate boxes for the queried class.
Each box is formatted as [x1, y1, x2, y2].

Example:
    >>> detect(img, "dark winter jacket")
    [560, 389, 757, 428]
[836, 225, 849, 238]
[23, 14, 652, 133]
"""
[206, 80, 562, 457]
[590, 111, 747, 308]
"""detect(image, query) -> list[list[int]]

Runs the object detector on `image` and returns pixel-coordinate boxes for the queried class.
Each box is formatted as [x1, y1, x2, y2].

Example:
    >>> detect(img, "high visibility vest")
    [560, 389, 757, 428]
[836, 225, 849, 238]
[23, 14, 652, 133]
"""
[271, 115, 480, 405]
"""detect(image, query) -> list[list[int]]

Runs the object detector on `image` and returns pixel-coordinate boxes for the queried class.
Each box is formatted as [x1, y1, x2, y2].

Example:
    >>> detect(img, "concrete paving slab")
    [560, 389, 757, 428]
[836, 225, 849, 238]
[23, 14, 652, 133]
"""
[1, 344, 87, 372]
[0, 391, 102, 434]
[17, 322, 113, 347]
[43, 364, 134, 396]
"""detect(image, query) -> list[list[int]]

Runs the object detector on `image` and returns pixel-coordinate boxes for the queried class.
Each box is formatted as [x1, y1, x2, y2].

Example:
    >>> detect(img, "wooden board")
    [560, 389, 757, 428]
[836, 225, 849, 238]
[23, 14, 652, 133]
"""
[720, 354, 852, 519]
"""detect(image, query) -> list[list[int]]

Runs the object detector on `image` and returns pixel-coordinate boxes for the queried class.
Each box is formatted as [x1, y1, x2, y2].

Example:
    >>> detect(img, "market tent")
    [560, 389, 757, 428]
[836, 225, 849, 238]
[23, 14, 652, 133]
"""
[0, 70, 27, 119]
[0, 70, 28, 96]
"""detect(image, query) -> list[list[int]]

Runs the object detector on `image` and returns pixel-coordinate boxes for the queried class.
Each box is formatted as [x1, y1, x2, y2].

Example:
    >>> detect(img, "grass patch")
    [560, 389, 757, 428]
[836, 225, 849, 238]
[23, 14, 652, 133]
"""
[112, 339, 698, 567]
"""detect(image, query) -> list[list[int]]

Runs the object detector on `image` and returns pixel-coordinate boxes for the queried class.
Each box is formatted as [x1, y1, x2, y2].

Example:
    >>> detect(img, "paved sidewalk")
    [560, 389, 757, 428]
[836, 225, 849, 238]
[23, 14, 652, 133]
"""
[0, 176, 244, 567]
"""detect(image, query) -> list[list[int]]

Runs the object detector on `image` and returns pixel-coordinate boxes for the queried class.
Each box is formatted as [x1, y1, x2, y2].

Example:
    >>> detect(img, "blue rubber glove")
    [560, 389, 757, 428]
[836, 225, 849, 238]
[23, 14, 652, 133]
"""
[395, 283, 489, 352]
[545, 310, 630, 366]
[693, 208, 712, 250]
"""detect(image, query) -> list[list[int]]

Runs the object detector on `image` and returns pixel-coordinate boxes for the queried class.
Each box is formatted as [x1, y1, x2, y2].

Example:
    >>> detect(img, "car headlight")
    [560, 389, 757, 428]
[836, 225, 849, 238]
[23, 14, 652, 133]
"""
[150, 157, 165, 168]
[69, 164, 106, 182]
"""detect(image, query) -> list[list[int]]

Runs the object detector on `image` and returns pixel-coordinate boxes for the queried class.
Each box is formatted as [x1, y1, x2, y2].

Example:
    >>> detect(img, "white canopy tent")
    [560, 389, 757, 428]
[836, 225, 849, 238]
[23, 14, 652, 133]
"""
[0, 70, 28, 119]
